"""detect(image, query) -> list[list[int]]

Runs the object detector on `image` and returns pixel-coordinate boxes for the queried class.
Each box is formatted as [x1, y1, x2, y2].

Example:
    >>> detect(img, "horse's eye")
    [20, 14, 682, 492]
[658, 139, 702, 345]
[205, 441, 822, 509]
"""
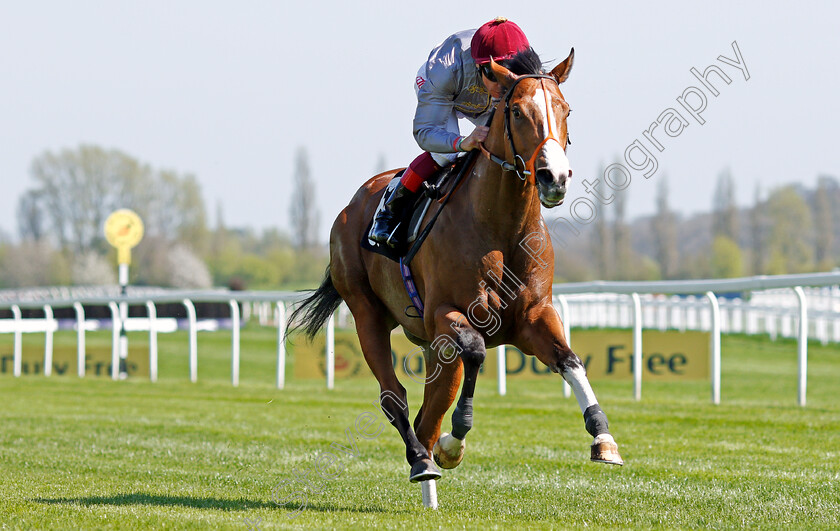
[566, 135, 572, 146]
[512, 108, 522, 119]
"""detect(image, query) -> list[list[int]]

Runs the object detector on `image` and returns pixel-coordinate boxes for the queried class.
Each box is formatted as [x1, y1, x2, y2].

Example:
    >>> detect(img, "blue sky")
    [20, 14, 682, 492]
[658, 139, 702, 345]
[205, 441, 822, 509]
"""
[1, 1, 838, 242]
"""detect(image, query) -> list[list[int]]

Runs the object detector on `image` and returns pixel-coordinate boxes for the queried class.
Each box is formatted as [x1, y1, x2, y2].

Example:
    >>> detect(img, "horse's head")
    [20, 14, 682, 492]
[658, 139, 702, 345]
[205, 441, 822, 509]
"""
[489, 49, 574, 208]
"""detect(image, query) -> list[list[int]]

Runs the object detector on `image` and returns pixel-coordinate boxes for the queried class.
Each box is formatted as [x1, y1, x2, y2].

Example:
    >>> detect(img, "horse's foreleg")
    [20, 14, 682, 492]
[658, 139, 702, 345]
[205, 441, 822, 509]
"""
[414, 345, 463, 454]
[429, 305, 486, 469]
[515, 304, 624, 465]
[354, 307, 441, 482]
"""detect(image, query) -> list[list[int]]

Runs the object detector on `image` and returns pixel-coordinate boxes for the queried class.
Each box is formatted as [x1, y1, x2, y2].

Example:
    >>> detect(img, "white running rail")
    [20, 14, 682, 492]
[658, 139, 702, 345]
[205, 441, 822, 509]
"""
[1, 272, 839, 406]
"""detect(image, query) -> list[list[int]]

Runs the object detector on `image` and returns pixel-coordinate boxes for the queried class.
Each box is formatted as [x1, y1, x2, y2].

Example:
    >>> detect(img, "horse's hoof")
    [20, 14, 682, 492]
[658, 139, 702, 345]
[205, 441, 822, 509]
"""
[590, 434, 624, 466]
[433, 432, 465, 469]
[409, 458, 442, 482]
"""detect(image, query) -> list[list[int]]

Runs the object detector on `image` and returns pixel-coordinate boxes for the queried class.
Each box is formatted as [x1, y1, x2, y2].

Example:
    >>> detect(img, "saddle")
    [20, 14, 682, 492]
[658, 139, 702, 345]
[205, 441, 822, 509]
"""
[361, 154, 470, 264]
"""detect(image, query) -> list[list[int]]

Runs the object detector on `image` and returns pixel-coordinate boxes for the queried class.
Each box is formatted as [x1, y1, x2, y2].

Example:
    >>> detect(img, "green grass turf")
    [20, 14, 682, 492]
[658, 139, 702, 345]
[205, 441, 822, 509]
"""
[0, 329, 838, 530]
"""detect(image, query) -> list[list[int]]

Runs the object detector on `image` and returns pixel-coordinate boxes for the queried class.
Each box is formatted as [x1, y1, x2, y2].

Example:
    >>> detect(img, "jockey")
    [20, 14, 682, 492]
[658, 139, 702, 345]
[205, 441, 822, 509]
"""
[369, 17, 533, 249]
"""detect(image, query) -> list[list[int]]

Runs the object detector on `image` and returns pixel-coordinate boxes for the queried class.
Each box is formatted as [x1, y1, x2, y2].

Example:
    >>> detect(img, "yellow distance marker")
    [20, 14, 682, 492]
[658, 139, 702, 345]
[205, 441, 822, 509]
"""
[104, 209, 144, 380]
[104, 209, 144, 265]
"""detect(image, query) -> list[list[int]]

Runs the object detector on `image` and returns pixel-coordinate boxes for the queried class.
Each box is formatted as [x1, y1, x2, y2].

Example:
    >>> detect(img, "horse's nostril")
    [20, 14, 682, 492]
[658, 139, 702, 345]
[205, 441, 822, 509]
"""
[535, 169, 553, 185]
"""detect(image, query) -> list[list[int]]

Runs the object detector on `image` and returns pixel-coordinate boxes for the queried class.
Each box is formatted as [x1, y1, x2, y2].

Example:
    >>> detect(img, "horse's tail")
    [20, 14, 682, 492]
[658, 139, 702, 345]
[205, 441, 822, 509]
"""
[286, 265, 343, 341]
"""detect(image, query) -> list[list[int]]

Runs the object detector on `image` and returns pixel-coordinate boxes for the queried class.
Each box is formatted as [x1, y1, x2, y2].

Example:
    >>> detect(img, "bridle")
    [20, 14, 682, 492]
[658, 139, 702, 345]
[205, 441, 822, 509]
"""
[478, 74, 568, 182]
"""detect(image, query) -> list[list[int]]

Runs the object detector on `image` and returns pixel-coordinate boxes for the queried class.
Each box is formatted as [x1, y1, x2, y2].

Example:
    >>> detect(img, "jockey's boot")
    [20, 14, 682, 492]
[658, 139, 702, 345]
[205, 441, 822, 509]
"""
[369, 182, 419, 249]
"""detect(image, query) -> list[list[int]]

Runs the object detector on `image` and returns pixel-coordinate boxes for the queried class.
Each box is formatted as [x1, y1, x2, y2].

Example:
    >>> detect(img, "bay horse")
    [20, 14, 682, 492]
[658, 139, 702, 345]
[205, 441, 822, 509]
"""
[289, 49, 623, 486]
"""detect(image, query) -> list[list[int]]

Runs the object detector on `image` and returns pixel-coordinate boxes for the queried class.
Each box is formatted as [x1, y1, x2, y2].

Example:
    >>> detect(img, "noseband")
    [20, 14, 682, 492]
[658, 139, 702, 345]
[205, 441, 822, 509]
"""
[479, 74, 565, 182]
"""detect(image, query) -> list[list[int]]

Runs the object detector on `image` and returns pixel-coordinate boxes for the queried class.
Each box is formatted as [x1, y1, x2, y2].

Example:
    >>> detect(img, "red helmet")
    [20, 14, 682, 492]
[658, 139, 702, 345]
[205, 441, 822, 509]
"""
[470, 17, 530, 64]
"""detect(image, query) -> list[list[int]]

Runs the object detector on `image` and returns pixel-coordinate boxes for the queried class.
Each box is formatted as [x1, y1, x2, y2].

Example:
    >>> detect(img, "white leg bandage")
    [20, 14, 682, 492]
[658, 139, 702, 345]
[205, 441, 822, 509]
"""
[563, 365, 598, 414]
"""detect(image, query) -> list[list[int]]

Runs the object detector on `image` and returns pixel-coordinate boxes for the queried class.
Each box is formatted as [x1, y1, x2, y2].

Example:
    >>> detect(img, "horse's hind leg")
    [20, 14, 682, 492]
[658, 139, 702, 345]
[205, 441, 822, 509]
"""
[514, 303, 624, 465]
[352, 300, 441, 482]
[423, 305, 486, 469]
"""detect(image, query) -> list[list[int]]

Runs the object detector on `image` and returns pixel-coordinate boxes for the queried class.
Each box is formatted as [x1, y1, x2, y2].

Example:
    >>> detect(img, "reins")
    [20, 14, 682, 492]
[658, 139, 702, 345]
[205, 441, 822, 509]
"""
[402, 75, 565, 267]
[401, 109, 496, 267]
[479, 74, 564, 182]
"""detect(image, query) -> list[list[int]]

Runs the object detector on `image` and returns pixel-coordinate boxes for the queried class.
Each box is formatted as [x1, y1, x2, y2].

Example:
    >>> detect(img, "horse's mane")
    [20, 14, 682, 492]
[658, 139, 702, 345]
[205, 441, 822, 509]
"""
[499, 47, 543, 76]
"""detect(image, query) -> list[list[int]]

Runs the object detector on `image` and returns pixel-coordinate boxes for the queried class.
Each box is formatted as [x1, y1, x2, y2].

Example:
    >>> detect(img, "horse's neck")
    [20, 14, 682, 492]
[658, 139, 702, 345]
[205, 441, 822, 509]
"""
[463, 156, 542, 244]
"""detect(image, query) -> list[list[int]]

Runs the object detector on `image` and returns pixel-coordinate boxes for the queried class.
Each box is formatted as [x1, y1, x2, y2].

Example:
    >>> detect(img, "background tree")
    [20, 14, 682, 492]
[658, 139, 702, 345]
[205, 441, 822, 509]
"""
[749, 183, 765, 275]
[813, 175, 836, 270]
[24, 145, 152, 253]
[553, 248, 591, 282]
[590, 163, 613, 280]
[612, 186, 632, 279]
[20, 145, 207, 256]
[765, 186, 814, 274]
[145, 171, 209, 255]
[7, 144, 214, 289]
[17, 190, 45, 242]
[711, 236, 744, 278]
[165, 244, 213, 289]
[652, 177, 678, 279]
[592, 202, 613, 280]
[71, 251, 116, 285]
[202, 224, 325, 290]
[712, 168, 738, 241]
[130, 237, 212, 288]
[680, 249, 711, 279]
[289, 147, 319, 250]
[0, 241, 70, 287]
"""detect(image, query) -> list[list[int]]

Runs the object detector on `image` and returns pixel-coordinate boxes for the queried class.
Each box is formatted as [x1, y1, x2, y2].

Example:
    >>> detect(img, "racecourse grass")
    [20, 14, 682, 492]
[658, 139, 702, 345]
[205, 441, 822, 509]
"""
[0, 328, 838, 530]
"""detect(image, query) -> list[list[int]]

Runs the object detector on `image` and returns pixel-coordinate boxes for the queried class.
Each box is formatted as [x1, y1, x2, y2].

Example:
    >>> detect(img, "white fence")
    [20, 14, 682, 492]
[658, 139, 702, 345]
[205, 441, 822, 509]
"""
[2, 272, 839, 406]
[0, 290, 301, 388]
[560, 288, 840, 343]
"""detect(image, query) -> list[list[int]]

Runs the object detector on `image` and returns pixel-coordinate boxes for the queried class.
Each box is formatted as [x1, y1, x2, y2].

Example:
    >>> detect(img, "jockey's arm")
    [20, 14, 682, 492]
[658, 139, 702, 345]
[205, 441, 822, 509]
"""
[413, 59, 488, 154]
[459, 126, 489, 151]
[413, 88, 489, 154]
[413, 79, 461, 153]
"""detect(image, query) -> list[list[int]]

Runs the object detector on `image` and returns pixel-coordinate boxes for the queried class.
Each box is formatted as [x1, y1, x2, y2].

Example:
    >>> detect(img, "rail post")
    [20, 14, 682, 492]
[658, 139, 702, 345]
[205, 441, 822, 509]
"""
[146, 301, 158, 382]
[230, 300, 240, 387]
[325, 312, 335, 390]
[794, 286, 808, 406]
[276, 302, 287, 390]
[183, 299, 198, 383]
[108, 302, 120, 380]
[631, 293, 642, 401]
[706, 292, 721, 405]
[73, 302, 86, 377]
[12, 305, 22, 377]
[43, 305, 54, 376]
[496, 345, 506, 396]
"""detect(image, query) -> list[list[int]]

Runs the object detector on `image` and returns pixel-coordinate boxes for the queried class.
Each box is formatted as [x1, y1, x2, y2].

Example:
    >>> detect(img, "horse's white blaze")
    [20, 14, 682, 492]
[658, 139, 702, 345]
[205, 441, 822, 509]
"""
[533, 88, 570, 181]
[542, 138, 570, 180]
[534, 87, 552, 137]
[563, 365, 598, 413]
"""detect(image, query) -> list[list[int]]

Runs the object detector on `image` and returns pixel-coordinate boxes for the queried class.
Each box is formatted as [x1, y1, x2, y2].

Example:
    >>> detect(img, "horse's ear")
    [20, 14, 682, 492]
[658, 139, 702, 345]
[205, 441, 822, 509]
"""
[551, 48, 575, 84]
[489, 59, 518, 89]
